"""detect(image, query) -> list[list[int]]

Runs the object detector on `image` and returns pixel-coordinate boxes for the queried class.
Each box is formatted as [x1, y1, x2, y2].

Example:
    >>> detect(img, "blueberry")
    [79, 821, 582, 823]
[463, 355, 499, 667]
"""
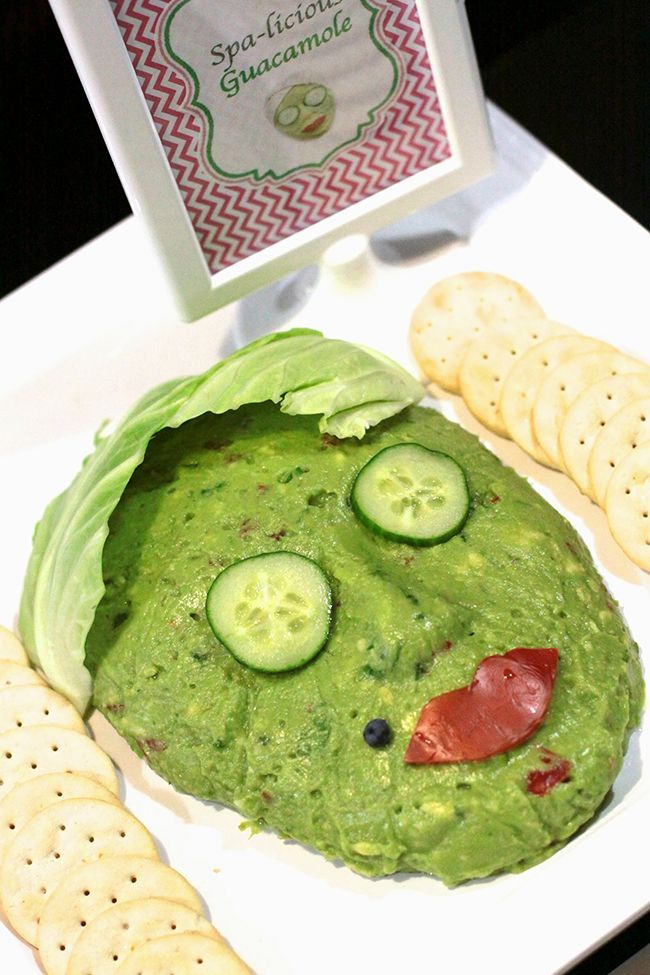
[363, 718, 392, 748]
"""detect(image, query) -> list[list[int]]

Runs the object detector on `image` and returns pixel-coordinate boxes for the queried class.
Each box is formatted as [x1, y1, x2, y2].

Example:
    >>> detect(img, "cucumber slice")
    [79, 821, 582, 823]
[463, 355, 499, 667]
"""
[350, 443, 469, 546]
[206, 552, 332, 672]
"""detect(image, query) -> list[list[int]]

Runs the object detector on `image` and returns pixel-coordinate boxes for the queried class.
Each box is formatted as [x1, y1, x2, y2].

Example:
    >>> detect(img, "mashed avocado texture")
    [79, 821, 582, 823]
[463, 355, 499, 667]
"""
[86, 403, 643, 885]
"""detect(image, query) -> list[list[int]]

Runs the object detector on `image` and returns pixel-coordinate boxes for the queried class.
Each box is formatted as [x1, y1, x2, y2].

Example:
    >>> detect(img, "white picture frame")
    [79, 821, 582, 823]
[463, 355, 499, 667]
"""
[50, 0, 494, 321]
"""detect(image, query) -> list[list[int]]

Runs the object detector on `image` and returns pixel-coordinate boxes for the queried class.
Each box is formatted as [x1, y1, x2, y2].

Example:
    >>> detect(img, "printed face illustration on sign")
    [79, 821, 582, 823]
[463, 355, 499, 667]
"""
[163, 0, 399, 180]
[271, 83, 336, 140]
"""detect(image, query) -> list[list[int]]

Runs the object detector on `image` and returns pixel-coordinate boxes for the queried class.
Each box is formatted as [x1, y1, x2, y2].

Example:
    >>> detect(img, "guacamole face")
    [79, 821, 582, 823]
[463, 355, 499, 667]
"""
[272, 83, 335, 140]
[86, 404, 643, 885]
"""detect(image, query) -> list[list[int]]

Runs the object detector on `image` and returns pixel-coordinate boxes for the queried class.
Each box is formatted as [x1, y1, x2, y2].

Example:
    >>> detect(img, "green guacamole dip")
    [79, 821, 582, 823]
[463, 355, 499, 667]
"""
[86, 404, 643, 885]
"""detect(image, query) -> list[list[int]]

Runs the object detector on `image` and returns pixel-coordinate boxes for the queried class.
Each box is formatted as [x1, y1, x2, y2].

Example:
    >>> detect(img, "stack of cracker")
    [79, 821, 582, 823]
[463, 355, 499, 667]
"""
[410, 272, 650, 571]
[0, 624, 252, 975]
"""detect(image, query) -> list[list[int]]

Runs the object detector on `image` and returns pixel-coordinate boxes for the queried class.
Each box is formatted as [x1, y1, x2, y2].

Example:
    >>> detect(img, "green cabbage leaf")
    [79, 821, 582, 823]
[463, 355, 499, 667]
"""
[19, 329, 423, 712]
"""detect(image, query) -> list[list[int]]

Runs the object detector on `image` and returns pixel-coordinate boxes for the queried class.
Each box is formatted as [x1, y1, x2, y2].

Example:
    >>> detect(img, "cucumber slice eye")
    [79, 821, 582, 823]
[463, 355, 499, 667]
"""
[351, 444, 470, 546]
[304, 85, 326, 107]
[277, 105, 299, 127]
[206, 552, 332, 672]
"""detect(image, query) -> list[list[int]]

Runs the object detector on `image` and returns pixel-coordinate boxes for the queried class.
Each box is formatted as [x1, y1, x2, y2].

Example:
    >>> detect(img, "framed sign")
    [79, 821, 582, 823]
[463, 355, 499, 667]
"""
[50, 0, 493, 320]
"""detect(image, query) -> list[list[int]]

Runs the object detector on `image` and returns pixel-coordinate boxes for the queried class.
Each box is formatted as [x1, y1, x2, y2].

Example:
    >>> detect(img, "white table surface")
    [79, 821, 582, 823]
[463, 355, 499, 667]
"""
[0, 103, 648, 974]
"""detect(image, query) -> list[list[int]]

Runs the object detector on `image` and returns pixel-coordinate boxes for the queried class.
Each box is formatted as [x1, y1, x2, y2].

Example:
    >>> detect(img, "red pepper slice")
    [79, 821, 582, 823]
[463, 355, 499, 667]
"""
[526, 748, 572, 795]
[302, 114, 327, 134]
[405, 647, 558, 764]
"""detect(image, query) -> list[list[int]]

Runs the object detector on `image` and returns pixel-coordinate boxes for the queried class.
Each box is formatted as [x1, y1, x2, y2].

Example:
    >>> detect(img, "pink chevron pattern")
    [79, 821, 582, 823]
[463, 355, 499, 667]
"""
[110, 0, 450, 272]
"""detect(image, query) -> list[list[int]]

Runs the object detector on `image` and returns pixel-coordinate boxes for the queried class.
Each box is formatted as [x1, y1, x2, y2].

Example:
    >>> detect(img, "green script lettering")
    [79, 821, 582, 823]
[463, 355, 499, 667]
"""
[219, 11, 353, 98]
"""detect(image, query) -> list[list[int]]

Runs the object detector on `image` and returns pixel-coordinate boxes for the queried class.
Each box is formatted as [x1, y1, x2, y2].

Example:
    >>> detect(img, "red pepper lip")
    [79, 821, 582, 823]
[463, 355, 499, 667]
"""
[405, 647, 559, 764]
[302, 114, 327, 134]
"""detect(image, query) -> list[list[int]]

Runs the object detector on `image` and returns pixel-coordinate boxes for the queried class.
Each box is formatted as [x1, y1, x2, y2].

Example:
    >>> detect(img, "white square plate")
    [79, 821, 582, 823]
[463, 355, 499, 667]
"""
[0, 107, 647, 974]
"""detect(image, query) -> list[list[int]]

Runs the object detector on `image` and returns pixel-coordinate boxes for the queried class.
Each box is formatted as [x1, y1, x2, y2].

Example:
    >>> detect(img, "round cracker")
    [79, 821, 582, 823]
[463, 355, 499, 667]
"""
[532, 350, 645, 470]
[409, 271, 544, 392]
[605, 440, 650, 571]
[559, 373, 650, 498]
[458, 317, 571, 435]
[589, 396, 650, 508]
[0, 683, 86, 736]
[0, 772, 120, 869]
[0, 659, 45, 690]
[500, 334, 609, 465]
[0, 626, 28, 665]
[0, 797, 158, 944]
[0, 725, 119, 802]
[38, 855, 205, 975]
[67, 897, 222, 975]
[115, 932, 252, 975]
